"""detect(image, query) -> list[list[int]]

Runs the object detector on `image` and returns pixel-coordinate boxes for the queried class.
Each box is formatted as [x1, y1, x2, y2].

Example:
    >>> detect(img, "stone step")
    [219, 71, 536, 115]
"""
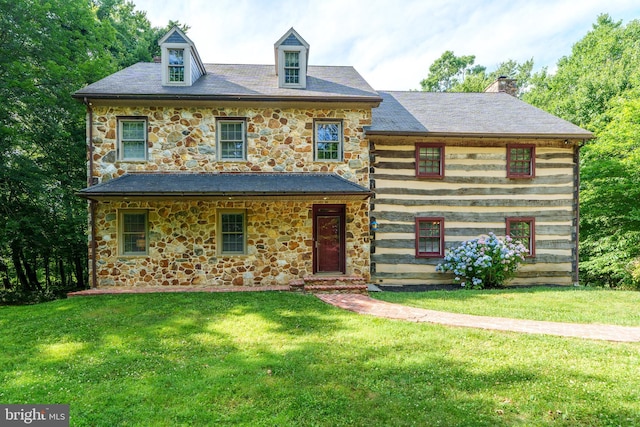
[288, 275, 368, 294]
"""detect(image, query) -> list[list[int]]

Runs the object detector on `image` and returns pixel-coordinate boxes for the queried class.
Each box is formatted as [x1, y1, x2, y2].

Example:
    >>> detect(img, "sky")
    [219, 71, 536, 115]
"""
[131, 0, 640, 91]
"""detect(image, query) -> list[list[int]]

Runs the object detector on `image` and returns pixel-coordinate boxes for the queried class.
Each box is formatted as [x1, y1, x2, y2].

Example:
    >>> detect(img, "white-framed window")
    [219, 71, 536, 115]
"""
[118, 118, 147, 161]
[217, 119, 246, 160]
[218, 210, 246, 255]
[314, 120, 343, 161]
[119, 211, 148, 256]
[284, 51, 300, 84]
[168, 48, 185, 83]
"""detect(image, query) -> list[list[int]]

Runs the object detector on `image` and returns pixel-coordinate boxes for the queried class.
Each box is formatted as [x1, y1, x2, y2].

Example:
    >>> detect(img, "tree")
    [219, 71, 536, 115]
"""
[524, 15, 640, 288]
[420, 51, 534, 96]
[0, 0, 164, 301]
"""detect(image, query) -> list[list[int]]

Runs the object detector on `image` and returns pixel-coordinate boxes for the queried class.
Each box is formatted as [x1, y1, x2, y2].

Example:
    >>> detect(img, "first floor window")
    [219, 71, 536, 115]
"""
[218, 120, 246, 160]
[120, 211, 148, 255]
[507, 144, 535, 178]
[315, 120, 342, 161]
[118, 118, 147, 161]
[506, 217, 535, 257]
[415, 217, 444, 258]
[416, 143, 444, 178]
[219, 211, 246, 254]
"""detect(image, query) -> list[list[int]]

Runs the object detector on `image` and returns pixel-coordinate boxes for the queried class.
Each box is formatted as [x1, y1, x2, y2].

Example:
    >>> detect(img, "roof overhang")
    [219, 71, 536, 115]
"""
[78, 172, 373, 201]
[365, 130, 595, 140]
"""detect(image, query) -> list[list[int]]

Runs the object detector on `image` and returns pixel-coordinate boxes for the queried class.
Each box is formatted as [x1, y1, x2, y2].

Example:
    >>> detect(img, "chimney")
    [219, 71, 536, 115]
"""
[485, 76, 518, 97]
[153, 56, 161, 63]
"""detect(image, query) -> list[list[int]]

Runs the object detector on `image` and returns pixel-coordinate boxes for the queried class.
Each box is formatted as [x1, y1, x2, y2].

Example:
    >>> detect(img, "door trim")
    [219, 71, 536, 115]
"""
[312, 204, 346, 274]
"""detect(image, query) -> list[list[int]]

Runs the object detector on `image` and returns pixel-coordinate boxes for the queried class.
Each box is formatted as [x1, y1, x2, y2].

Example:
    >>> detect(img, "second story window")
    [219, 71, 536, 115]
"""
[284, 52, 300, 84]
[416, 143, 444, 178]
[168, 48, 185, 83]
[217, 120, 246, 160]
[315, 121, 342, 161]
[118, 118, 147, 161]
[507, 144, 535, 178]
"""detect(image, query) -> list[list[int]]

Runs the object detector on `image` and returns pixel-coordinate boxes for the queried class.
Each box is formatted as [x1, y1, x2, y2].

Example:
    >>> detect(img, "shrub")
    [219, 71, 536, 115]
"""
[436, 233, 528, 289]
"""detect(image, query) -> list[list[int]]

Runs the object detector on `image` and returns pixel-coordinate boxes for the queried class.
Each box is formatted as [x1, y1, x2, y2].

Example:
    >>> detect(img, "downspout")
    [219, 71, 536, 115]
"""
[84, 97, 98, 289]
[573, 141, 583, 286]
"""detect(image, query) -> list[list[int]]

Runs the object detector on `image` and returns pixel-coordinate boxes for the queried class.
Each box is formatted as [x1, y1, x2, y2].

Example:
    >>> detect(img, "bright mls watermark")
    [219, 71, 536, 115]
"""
[1, 405, 69, 426]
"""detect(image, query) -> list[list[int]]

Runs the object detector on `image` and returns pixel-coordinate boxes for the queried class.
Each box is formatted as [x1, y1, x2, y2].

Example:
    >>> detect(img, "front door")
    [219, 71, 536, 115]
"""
[313, 205, 346, 274]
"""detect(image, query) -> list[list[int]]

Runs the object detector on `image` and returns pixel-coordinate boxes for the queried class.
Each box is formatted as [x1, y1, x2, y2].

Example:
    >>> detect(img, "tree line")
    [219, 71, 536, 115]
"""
[0, 0, 180, 302]
[421, 14, 640, 288]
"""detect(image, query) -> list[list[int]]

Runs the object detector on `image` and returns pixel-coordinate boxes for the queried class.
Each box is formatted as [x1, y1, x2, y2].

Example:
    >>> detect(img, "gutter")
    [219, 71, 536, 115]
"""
[83, 98, 98, 289]
[364, 130, 595, 140]
[71, 92, 383, 106]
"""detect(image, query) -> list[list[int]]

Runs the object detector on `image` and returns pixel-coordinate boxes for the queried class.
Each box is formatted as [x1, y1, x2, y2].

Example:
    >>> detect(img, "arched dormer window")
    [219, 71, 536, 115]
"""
[274, 28, 309, 89]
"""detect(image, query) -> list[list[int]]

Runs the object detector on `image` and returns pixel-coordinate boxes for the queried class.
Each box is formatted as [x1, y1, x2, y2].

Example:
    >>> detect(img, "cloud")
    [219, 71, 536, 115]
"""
[133, 0, 640, 90]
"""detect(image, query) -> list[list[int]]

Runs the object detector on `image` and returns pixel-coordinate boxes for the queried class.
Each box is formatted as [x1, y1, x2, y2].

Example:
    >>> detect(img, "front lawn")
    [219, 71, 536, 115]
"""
[1, 292, 638, 426]
[373, 286, 640, 326]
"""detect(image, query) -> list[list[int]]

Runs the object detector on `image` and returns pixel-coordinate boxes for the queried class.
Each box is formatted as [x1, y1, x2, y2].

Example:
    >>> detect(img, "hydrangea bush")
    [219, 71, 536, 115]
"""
[436, 232, 528, 289]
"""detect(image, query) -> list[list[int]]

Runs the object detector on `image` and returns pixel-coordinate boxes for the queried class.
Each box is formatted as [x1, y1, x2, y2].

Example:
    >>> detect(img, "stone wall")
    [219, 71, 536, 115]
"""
[90, 105, 371, 186]
[92, 199, 371, 287]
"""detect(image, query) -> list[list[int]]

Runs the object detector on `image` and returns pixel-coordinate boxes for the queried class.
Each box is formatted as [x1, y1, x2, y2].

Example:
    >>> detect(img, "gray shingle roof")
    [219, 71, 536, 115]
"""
[78, 173, 372, 199]
[369, 91, 593, 138]
[73, 63, 381, 102]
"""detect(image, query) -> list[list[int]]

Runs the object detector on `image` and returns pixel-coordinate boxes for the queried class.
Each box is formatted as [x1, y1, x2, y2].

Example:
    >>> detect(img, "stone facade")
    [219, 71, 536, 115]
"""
[88, 104, 372, 287]
[90, 105, 371, 185]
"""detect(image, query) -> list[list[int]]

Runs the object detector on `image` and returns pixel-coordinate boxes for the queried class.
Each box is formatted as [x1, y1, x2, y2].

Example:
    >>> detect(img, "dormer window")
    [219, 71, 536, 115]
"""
[274, 28, 309, 89]
[158, 27, 206, 87]
[168, 48, 185, 83]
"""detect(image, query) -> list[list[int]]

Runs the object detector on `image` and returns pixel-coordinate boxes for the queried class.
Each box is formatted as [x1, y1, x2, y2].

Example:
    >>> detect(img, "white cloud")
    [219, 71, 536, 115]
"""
[132, 0, 640, 90]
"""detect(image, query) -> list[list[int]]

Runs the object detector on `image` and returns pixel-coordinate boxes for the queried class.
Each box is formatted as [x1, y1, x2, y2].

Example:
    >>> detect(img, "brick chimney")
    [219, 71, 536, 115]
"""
[485, 76, 518, 97]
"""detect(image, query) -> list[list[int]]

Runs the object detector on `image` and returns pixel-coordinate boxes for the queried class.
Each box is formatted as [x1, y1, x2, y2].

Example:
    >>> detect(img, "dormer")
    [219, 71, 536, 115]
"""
[158, 27, 206, 87]
[274, 28, 309, 89]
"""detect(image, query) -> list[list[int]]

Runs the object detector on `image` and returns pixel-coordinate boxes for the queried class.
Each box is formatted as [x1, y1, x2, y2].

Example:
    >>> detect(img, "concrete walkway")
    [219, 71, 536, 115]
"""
[316, 294, 640, 343]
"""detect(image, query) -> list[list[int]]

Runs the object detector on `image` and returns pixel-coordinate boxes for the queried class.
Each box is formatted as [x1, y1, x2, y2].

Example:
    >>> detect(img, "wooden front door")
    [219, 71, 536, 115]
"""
[313, 205, 346, 274]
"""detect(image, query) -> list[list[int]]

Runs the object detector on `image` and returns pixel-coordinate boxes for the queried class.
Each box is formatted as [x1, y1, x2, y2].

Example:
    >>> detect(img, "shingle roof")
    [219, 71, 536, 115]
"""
[73, 63, 381, 103]
[368, 91, 593, 138]
[78, 172, 372, 200]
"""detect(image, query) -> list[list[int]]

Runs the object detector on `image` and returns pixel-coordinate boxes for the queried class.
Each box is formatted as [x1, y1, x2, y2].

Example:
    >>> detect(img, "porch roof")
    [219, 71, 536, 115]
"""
[78, 172, 373, 200]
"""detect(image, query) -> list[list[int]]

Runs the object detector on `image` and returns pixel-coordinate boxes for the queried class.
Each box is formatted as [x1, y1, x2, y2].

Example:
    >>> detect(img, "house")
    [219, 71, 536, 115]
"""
[74, 27, 592, 290]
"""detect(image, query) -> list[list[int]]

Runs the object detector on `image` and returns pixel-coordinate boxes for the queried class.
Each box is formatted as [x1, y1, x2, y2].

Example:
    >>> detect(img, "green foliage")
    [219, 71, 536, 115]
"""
[420, 51, 533, 96]
[0, 0, 167, 298]
[525, 15, 640, 287]
[1, 293, 639, 425]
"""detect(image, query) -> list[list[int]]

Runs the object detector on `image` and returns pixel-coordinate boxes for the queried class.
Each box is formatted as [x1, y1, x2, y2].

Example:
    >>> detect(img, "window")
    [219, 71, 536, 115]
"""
[284, 51, 300, 84]
[168, 48, 185, 82]
[217, 120, 246, 160]
[416, 143, 444, 178]
[118, 118, 147, 161]
[507, 145, 535, 178]
[315, 121, 342, 161]
[219, 211, 246, 255]
[415, 217, 444, 258]
[506, 217, 535, 257]
[120, 211, 148, 256]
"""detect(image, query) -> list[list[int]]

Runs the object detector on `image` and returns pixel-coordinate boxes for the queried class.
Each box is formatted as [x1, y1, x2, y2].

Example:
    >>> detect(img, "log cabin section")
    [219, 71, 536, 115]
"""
[367, 88, 593, 287]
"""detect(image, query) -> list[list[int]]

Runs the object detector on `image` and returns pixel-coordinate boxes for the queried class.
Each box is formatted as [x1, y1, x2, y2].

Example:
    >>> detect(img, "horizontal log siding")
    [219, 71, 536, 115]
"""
[371, 139, 577, 286]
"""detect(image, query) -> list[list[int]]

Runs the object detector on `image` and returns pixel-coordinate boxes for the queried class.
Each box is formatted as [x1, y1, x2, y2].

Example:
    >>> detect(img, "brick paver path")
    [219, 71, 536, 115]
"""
[317, 294, 640, 343]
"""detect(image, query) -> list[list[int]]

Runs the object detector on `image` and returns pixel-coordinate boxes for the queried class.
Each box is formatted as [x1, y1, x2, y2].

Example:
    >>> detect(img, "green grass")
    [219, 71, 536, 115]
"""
[1, 292, 639, 426]
[373, 286, 640, 326]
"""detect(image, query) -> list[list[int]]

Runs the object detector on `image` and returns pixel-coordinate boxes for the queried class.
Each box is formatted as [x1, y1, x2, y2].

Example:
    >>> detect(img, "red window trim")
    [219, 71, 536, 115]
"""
[415, 217, 445, 258]
[415, 143, 444, 179]
[506, 217, 535, 257]
[506, 144, 535, 179]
